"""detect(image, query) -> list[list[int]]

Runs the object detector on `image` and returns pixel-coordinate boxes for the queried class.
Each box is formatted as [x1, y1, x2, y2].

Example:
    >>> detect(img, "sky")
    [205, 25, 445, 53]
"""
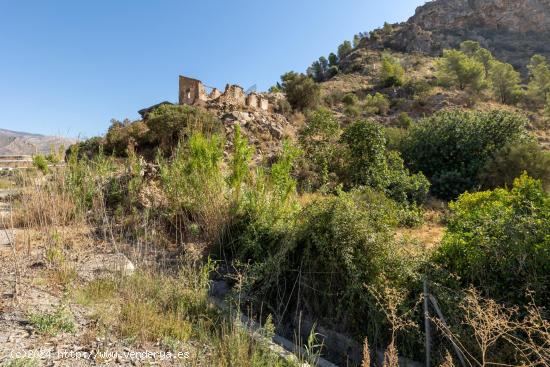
[0, 0, 427, 138]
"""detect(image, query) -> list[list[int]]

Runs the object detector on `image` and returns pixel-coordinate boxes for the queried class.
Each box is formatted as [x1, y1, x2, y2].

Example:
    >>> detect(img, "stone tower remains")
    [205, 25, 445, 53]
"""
[179, 76, 208, 105]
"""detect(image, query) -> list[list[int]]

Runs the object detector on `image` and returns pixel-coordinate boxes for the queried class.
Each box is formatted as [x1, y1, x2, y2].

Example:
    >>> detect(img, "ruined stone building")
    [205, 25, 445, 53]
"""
[179, 76, 208, 105]
[178, 75, 269, 111]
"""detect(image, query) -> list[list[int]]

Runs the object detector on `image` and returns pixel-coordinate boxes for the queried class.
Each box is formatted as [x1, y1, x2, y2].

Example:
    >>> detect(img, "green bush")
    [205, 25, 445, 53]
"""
[67, 136, 105, 160]
[158, 133, 226, 242]
[488, 60, 521, 104]
[244, 190, 414, 337]
[394, 112, 414, 129]
[228, 125, 253, 202]
[341, 120, 388, 188]
[322, 90, 344, 107]
[104, 119, 149, 156]
[460, 40, 493, 77]
[230, 140, 301, 262]
[32, 154, 49, 174]
[337, 40, 353, 60]
[364, 93, 390, 115]
[479, 141, 550, 191]
[384, 127, 407, 152]
[433, 174, 550, 307]
[65, 145, 118, 214]
[279, 72, 321, 112]
[341, 120, 430, 205]
[28, 306, 75, 335]
[404, 79, 433, 100]
[298, 109, 341, 190]
[402, 109, 528, 199]
[342, 93, 359, 106]
[146, 104, 222, 153]
[275, 98, 292, 116]
[45, 144, 65, 164]
[344, 104, 361, 118]
[385, 151, 430, 206]
[380, 53, 405, 87]
[526, 54, 550, 107]
[437, 49, 486, 91]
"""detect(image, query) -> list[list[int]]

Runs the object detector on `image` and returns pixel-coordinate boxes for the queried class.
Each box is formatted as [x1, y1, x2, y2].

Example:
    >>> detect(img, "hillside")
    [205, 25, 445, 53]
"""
[2, 1, 550, 367]
[0, 129, 75, 156]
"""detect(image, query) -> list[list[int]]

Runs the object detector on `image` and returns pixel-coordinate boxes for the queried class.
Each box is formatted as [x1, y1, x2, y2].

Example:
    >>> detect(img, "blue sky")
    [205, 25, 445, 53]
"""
[0, 0, 426, 138]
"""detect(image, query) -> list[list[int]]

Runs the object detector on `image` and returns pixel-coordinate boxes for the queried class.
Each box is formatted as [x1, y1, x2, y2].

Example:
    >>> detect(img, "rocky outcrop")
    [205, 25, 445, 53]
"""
[216, 108, 292, 162]
[410, 0, 550, 33]
[367, 0, 550, 70]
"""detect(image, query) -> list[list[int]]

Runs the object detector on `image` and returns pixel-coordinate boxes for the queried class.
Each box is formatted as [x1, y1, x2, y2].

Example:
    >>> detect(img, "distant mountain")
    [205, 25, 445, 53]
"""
[0, 128, 75, 156]
[366, 0, 550, 71]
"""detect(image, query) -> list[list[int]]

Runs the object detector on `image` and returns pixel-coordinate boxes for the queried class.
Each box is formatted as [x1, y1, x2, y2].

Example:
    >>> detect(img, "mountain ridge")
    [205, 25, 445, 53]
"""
[0, 128, 75, 155]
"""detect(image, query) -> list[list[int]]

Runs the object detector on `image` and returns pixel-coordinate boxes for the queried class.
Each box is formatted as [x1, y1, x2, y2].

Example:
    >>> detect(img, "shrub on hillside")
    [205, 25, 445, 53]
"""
[403, 78, 434, 101]
[460, 40, 493, 77]
[274, 98, 292, 116]
[158, 133, 226, 242]
[278, 72, 321, 112]
[341, 120, 388, 188]
[322, 90, 345, 107]
[364, 93, 390, 115]
[402, 109, 528, 199]
[337, 40, 353, 60]
[433, 174, 550, 307]
[341, 120, 430, 206]
[479, 141, 550, 191]
[297, 109, 341, 190]
[104, 119, 149, 156]
[244, 189, 416, 338]
[526, 54, 550, 107]
[344, 104, 361, 118]
[385, 151, 430, 206]
[230, 140, 301, 261]
[488, 60, 521, 105]
[342, 93, 359, 106]
[384, 127, 407, 152]
[437, 49, 486, 91]
[380, 53, 405, 87]
[394, 112, 414, 129]
[146, 104, 222, 153]
[67, 137, 105, 160]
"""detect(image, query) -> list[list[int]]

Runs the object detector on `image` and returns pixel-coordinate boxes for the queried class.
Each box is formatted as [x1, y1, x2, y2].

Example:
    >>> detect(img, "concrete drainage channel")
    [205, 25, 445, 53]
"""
[209, 286, 338, 367]
[210, 280, 423, 367]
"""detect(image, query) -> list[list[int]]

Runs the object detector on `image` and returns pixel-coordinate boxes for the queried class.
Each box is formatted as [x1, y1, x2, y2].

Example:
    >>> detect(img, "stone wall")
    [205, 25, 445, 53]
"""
[218, 84, 246, 106]
[258, 96, 269, 111]
[246, 93, 258, 108]
[209, 88, 221, 99]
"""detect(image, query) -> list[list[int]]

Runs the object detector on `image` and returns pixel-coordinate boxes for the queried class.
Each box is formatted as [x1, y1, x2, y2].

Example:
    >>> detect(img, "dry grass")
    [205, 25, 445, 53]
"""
[394, 222, 446, 251]
[432, 288, 550, 367]
[361, 337, 371, 367]
[0, 176, 15, 189]
[11, 172, 81, 229]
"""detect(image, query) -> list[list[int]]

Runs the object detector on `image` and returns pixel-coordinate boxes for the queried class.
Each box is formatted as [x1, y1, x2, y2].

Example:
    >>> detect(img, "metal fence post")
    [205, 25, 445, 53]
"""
[423, 277, 431, 367]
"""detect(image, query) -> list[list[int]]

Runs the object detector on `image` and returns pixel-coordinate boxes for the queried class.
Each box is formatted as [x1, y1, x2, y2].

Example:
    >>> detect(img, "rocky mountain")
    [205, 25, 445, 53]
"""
[367, 0, 550, 70]
[0, 128, 75, 156]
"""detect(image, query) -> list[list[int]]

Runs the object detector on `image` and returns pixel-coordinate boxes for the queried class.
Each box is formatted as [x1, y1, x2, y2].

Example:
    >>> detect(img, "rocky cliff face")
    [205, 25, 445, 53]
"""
[369, 0, 550, 70]
[411, 0, 550, 33]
